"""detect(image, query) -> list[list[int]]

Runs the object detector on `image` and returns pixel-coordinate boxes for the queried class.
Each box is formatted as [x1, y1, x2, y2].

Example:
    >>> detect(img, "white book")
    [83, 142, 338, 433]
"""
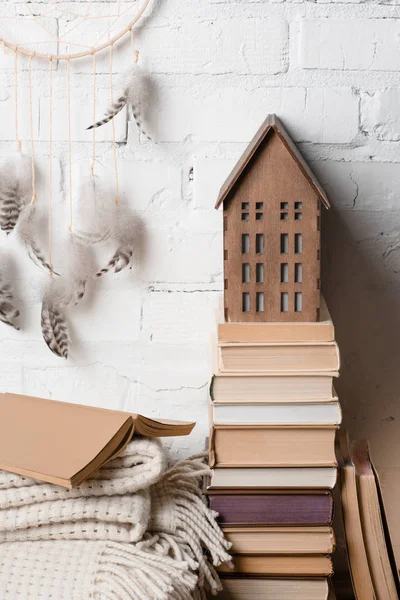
[211, 401, 342, 426]
[218, 577, 329, 600]
[209, 467, 337, 490]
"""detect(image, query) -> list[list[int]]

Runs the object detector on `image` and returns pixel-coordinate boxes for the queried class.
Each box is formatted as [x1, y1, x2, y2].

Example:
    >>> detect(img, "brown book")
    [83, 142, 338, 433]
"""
[351, 439, 400, 600]
[0, 393, 195, 488]
[210, 373, 336, 404]
[218, 554, 333, 577]
[224, 526, 335, 555]
[209, 426, 338, 467]
[336, 430, 376, 600]
[218, 297, 334, 344]
[217, 341, 340, 373]
[217, 577, 330, 600]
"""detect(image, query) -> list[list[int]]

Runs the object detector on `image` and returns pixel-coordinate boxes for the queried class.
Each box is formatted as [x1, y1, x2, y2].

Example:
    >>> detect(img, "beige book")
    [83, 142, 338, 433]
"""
[223, 526, 335, 555]
[209, 426, 338, 468]
[210, 373, 336, 403]
[351, 439, 400, 600]
[217, 341, 340, 373]
[218, 554, 333, 576]
[218, 578, 330, 600]
[0, 393, 194, 488]
[218, 297, 334, 344]
[336, 430, 376, 600]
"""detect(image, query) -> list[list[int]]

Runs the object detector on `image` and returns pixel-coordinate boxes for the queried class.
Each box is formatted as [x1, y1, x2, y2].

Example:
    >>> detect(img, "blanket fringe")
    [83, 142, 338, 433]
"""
[94, 540, 197, 600]
[149, 454, 232, 598]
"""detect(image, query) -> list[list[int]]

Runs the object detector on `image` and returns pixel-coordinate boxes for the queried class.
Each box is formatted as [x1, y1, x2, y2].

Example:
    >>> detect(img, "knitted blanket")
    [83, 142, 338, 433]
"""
[0, 439, 232, 599]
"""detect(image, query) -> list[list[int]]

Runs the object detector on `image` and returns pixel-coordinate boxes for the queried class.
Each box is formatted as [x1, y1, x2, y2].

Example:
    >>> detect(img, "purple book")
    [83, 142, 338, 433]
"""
[209, 493, 333, 526]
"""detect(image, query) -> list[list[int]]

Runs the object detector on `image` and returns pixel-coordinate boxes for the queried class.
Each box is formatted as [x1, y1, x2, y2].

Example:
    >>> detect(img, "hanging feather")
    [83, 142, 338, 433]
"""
[70, 174, 115, 247]
[87, 63, 153, 141]
[67, 234, 94, 304]
[17, 204, 59, 276]
[41, 278, 71, 359]
[0, 152, 32, 235]
[0, 264, 20, 330]
[95, 206, 142, 278]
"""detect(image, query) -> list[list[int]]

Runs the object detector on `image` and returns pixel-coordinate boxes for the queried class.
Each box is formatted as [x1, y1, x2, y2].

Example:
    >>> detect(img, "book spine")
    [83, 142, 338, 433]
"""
[209, 376, 215, 403]
[209, 493, 334, 526]
[209, 427, 216, 468]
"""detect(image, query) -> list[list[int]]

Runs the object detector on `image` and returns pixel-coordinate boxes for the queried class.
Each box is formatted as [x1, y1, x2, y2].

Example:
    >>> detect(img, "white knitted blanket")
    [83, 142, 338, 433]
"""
[0, 439, 232, 599]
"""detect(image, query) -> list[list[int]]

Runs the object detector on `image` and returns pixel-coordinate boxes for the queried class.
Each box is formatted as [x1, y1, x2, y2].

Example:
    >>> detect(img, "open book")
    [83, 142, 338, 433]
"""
[0, 393, 195, 488]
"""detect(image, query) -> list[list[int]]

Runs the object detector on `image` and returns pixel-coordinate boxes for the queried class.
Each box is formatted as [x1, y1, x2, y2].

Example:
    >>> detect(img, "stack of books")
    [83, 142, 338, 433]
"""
[207, 298, 341, 600]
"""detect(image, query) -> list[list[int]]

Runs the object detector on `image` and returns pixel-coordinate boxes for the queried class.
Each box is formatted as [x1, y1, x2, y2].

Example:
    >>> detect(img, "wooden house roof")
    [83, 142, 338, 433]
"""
[215, 114, 330, 210]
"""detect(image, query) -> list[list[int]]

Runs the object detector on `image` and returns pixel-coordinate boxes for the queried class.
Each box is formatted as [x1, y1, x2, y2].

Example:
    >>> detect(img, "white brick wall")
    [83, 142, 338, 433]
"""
[2, 0, 400, 560]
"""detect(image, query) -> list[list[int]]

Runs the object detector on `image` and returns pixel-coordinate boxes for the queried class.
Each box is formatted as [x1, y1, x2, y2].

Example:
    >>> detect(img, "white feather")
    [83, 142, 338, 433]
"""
[66, 234, 94, 304]
[71, 174, 115, 247]
[17, 204, 59, 275]
[95, 205, 143, 278]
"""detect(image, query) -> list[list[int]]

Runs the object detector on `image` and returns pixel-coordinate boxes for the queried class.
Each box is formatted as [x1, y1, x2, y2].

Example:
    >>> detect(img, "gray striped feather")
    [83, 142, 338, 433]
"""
[41, 279, 72, 358]
[41, 303, 69, 358]
[0, 152, 32, 235]
[0, 268, 20, 330]
[0, 181, 21, 235]
[95, 248, 133, 278]
[131, 104, 153, 142]
[87, 64, 153, 140]
[87, 93, 128, 130]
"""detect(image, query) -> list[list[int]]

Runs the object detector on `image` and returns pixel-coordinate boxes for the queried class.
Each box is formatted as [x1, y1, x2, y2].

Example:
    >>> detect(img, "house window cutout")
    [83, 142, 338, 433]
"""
[281, 292, 288, 312]
[256, 292, 264, 313]
[242, 292, 250, 312]
[281, 263, 288, 283]
[295, 233, 302, 254]
[280, 201, 288, 221]
[295, 292, 302, 312]
[242, 212, 249, 221]
[256, 234, 264, 254]
[242, 263, 250, 283]
[256, 263, 264, 283]
[295, 202, 302, 209]
[294, 212, 302, 220]
[281, 234, 289, 254]
[256, 202, 264, 210]
[242, 202, 249, 209]
[295, 263, 302, 283]
[256, 213, 263, 220]
[242, 234, 250, 254]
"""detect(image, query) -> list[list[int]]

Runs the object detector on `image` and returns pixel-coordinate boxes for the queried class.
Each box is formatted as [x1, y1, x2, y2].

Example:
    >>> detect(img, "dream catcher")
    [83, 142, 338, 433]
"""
[0, 0, 153, 358]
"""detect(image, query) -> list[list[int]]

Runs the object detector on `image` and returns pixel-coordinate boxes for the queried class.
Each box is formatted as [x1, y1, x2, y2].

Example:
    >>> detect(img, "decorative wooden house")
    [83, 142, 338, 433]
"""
[216, 114, 330, 323]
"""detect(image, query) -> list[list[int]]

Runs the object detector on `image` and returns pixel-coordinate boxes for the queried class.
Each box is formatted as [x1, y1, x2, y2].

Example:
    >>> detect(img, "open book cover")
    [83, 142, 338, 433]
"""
[0, 393, 195, 488]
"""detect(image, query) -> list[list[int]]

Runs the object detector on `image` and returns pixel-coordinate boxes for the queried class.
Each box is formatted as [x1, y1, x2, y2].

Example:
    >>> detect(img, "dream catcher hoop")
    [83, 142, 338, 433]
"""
[0, 0, 154, 358]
